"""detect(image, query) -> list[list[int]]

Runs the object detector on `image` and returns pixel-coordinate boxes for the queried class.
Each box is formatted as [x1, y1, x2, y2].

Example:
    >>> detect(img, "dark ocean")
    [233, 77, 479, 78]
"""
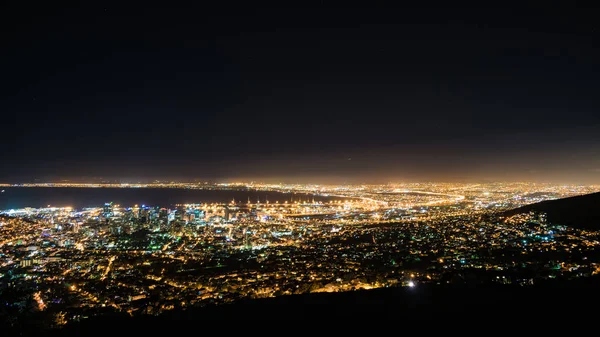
[0, 188, 335, 210]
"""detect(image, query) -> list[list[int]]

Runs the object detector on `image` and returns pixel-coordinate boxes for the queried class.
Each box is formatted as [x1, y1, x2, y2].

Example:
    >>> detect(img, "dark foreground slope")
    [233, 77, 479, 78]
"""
[29, 276, 599, 336]
[506, 191, 600, 230]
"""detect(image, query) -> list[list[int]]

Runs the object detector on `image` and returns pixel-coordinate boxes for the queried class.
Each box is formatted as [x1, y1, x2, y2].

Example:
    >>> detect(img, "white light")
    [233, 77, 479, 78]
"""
[408, 281, 415, 288]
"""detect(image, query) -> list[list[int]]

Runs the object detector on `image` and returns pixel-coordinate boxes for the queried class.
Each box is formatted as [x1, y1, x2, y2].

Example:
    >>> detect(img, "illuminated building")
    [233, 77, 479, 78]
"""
[103, 202, 114, 218]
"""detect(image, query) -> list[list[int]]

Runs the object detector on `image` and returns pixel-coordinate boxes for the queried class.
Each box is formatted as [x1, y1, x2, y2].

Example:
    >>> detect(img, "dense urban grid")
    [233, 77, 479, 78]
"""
[1, 182, 600, 328]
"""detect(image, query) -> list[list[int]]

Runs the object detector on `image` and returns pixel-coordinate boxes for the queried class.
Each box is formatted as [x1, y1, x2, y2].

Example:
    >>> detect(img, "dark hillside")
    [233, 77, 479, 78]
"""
[505, 192, 600, 230]
[25, 276, 600, 336]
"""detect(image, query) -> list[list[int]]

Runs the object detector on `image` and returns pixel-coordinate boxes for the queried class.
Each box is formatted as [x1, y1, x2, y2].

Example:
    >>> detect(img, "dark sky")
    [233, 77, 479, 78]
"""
[2, 3, 600, 184]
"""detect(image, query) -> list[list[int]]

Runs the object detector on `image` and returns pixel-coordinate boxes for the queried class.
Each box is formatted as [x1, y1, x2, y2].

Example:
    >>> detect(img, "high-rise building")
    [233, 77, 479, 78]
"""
[110, 225, 122, 235]
[174, 207, 184, 222]
[139, 208, 149, 224]
[103, 202, 114, 218]
[243, 229, 252, 249]
[194, 209, 205, 221]
[224, 206, 230, 221]
[158, 208, 168, 222]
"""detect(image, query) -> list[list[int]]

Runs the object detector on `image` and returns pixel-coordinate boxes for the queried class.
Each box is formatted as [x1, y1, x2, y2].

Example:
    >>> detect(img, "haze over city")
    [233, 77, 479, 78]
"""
[2, 3, 600, 184]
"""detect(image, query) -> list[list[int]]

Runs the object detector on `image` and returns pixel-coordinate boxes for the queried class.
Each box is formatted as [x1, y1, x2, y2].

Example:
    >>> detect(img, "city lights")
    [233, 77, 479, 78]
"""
[0, 181, 599, 326]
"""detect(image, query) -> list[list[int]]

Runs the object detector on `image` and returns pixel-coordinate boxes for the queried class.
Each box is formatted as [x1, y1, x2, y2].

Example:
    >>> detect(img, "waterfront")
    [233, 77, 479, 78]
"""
[0, 187, 334, 210]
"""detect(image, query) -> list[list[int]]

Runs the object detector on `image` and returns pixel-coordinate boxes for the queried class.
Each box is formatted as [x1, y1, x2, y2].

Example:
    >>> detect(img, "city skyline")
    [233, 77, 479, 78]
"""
[2, 180, 600, 329]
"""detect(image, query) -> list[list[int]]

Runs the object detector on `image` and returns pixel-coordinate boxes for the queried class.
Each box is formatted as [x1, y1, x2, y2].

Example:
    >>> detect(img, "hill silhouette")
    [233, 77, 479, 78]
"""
[505, 191, 600, 230]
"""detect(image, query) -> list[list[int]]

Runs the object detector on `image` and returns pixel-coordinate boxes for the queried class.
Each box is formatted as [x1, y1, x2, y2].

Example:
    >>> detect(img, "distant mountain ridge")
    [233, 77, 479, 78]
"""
[506, 191, 600, 230]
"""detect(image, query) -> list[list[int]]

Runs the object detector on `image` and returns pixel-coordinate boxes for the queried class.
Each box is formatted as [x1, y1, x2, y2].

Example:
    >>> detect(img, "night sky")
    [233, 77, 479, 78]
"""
[2, 3, 600, 184]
